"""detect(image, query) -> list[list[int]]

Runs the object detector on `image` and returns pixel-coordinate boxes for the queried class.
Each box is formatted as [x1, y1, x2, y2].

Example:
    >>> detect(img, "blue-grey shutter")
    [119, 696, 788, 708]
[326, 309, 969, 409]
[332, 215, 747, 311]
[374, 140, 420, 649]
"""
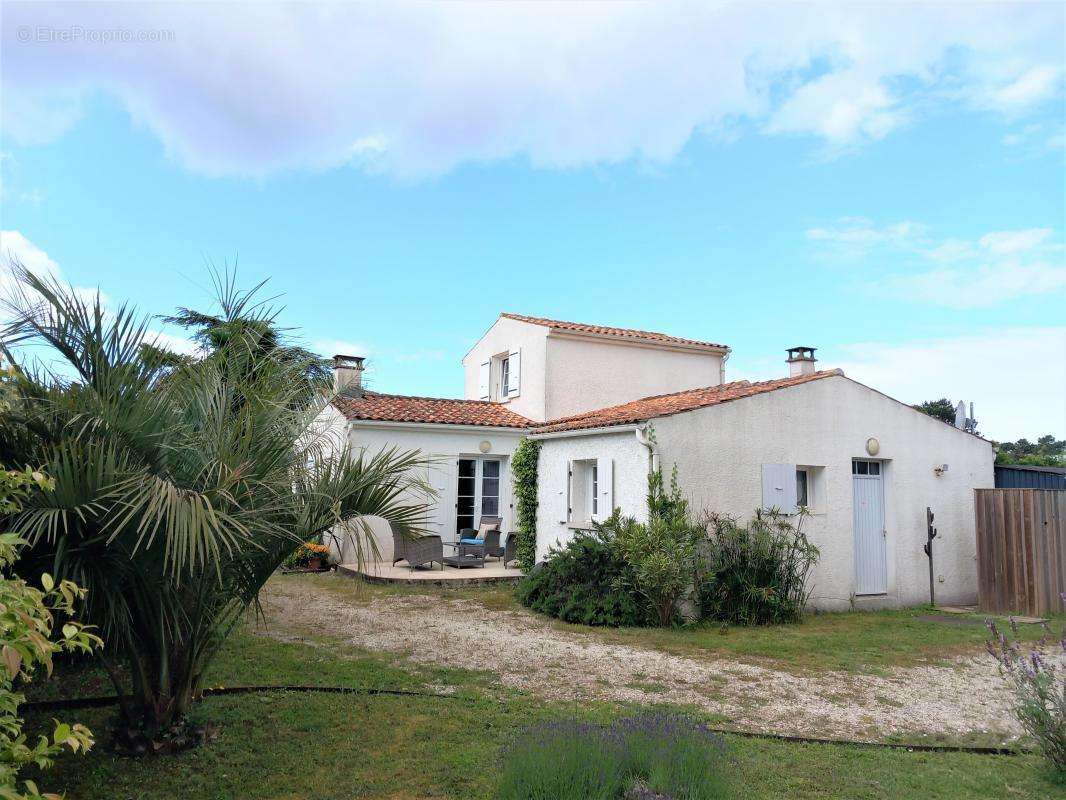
[761, 464, 797, 513]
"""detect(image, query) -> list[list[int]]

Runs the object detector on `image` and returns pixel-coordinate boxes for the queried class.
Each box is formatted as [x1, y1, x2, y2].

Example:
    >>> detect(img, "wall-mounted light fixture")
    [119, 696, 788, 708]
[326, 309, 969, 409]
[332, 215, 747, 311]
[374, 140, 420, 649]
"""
[865, 437, 880, 456]
[478, 440, 492, 454]
[934, 463, 949, 477]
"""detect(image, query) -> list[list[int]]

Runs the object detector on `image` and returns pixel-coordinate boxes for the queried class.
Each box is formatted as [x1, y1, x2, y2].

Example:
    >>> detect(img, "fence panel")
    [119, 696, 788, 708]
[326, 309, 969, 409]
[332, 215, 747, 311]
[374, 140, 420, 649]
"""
[974, 488, 1066, 616]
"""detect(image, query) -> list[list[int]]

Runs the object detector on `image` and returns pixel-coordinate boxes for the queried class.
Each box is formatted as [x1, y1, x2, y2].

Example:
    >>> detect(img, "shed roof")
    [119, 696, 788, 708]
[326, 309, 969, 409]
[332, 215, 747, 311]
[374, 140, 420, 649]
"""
[532, 370, 842, 434]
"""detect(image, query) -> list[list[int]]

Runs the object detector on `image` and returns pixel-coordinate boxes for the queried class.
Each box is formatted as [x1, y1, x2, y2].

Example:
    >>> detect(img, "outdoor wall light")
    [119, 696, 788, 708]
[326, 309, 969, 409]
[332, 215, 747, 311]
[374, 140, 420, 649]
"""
[865, 437, 880, 456]
[478, 440, 491, 454]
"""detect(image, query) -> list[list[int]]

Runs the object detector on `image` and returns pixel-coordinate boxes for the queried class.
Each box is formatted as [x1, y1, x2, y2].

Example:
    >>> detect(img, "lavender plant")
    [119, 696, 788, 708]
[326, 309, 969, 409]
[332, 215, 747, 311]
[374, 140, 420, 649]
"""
[497, 712, 729, 799]
[986, 609, 1065, 773]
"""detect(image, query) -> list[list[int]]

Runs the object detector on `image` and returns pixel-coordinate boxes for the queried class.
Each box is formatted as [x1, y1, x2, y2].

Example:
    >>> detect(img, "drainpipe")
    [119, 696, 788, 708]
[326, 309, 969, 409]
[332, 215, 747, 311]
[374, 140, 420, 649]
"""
[635, 425, 659, 474]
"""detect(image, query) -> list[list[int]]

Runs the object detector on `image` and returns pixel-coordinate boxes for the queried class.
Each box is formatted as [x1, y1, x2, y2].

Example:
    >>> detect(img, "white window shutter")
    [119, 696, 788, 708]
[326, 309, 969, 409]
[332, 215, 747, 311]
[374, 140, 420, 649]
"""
[783, 464, 798, 512]
[564, 460, 573, 523]
[506, 348, 521, 397]
[596, 457, 613, 521]
[761, 464, 797, 513]
[478, 361, 490, 400]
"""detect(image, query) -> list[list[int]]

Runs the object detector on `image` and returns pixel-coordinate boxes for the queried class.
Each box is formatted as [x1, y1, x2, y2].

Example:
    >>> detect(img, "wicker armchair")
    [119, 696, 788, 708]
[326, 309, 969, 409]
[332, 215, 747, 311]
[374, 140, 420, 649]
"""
[457, 517, 502, 562]
[502, 534, 518, 568]
[392, 529, 444, 570]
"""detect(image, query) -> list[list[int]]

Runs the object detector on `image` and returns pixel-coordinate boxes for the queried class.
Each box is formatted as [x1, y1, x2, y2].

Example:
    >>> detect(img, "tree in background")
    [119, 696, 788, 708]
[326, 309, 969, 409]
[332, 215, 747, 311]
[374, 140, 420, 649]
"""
[162, 271, 331, 393]
[0, 267, 428, 753]
[994, 435, 1066, 467]
[912, 398, 957, 425]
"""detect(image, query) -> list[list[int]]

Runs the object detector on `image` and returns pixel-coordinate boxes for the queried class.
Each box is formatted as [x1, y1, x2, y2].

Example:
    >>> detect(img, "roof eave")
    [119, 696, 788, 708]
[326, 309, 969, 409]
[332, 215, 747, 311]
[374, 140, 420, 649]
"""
[529, 423, 647, 440]
[546, 327, 730, 355]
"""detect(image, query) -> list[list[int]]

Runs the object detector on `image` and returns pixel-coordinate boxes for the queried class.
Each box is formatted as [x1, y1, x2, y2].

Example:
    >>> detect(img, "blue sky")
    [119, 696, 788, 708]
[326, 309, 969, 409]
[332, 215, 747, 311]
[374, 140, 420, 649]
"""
[1, 2, 1064, 440]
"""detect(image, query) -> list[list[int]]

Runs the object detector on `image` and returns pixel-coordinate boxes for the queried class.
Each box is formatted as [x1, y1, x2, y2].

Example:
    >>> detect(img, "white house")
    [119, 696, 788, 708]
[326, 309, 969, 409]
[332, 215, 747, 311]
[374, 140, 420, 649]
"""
[320, 315, 994, 608]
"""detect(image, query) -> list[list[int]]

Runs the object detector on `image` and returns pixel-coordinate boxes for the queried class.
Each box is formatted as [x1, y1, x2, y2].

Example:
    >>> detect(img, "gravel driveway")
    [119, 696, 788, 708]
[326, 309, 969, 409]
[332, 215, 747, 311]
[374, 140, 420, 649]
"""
[257, 576, 1029, 745]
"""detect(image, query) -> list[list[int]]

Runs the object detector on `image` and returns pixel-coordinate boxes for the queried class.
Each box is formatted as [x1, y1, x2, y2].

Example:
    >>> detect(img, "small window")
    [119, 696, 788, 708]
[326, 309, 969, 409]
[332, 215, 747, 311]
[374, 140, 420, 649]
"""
[853, 460, 880, 476]
[500, 357, 510, 397]
[795, 469, 809, 508]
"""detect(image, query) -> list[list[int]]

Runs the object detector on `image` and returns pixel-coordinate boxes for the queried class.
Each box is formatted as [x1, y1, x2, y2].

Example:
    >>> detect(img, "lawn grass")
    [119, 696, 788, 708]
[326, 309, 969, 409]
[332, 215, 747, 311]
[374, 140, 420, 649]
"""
[19, 576, 1066, 799]
[309, 574, 1060, 675]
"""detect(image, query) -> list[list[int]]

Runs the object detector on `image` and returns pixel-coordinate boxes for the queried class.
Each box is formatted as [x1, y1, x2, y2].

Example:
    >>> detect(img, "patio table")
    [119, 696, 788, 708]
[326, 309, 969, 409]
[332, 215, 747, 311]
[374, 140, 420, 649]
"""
[442, 540, 485, 568]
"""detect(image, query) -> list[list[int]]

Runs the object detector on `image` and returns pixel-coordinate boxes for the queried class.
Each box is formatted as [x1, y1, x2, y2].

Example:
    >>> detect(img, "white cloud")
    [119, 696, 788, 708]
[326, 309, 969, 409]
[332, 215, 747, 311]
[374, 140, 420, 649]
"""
[832, 328, 1066, 441]
[886, 260, 1066, 309]
[805, 219, 927, 258]
[985, 65, 1063, 111]
[977, 228, 1053, 256]
[1, 230, 194, 355]
[1, 2, 1062, 178]
[0, 230, 61, 283]
[807, 219, 1065, 307]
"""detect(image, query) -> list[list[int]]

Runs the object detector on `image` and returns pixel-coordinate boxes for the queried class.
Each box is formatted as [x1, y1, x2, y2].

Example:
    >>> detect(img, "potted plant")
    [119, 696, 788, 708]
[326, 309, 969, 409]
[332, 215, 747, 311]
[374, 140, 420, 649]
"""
[304, 542, 330, 571]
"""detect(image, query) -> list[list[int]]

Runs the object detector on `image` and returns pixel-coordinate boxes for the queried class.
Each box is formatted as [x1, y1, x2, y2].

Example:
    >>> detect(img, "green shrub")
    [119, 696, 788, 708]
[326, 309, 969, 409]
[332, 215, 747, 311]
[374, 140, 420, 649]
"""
[0, 467, 101, 800]
[516, 530, 654, 627]
[604, 469, 704, 627]
[497, 712, 730, 800]
[697, 509, 819, 626]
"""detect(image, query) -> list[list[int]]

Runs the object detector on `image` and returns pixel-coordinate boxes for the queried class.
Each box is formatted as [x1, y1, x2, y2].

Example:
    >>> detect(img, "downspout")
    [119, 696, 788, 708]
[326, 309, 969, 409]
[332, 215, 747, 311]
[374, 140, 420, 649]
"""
[635, 425, 659, 474]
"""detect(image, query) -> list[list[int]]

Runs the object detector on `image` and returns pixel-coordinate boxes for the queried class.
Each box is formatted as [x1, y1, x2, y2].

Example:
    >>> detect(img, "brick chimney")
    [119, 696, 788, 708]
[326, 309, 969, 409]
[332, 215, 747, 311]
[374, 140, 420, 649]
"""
[786, 346, 817, 377]
[333, 354, 365, 396]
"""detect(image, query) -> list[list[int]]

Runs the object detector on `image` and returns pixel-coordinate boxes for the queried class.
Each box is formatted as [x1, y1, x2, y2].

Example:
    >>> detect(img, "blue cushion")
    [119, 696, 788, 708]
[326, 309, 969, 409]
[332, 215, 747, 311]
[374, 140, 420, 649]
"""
[460, 537, 482, 545]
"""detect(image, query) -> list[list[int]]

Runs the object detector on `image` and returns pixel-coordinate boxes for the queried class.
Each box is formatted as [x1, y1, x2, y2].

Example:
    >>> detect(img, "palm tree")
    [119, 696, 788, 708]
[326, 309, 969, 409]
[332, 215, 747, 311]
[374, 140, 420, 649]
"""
[0, 266, 428, 752]
[161, 271, 332, 391]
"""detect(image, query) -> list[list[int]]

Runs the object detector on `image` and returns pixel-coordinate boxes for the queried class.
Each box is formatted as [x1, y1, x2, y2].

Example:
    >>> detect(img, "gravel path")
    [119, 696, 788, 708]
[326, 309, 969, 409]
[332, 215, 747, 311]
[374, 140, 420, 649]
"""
[257, 577, 1029, 744]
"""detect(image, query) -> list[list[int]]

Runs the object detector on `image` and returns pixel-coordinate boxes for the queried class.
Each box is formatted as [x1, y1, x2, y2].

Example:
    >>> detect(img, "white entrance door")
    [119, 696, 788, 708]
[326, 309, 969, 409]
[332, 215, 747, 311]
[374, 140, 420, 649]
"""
[852, 459, 887, 595]
[455, 458, 501, 540]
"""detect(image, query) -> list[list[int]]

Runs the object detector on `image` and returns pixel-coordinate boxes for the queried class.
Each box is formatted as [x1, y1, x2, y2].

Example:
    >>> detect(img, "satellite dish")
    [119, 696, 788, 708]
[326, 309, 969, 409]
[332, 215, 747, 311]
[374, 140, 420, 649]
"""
[954, 401, 966, 429]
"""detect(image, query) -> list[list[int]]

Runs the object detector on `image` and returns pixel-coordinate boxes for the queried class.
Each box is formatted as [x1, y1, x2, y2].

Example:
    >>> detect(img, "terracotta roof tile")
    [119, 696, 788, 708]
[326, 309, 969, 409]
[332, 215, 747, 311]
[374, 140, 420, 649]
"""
[331, 391, 536, 428]
[533, 370, 842, 434]
[500, 312, 727, 350]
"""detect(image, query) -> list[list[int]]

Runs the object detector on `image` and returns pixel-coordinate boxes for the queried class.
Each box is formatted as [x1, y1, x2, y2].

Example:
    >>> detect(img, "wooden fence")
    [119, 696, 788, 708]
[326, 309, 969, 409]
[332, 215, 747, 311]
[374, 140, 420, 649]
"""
[974, 488, 1065, 616]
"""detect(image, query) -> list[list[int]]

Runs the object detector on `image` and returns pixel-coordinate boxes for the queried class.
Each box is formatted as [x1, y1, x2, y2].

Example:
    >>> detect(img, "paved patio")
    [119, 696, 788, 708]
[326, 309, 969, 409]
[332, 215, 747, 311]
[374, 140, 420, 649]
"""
[337, 560, 523, 586]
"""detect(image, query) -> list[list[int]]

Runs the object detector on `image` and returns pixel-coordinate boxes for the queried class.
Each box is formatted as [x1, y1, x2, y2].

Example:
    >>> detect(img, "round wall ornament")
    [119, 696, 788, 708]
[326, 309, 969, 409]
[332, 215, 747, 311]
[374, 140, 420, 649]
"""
[478, 440, 492, 454]
[865, 437, 880, 456]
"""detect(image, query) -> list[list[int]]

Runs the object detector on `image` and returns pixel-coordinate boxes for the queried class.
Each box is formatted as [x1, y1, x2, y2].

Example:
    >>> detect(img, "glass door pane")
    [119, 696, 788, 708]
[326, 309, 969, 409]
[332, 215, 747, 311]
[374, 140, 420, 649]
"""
[481, 459, 501, 517]
[456, 459, 477, 536]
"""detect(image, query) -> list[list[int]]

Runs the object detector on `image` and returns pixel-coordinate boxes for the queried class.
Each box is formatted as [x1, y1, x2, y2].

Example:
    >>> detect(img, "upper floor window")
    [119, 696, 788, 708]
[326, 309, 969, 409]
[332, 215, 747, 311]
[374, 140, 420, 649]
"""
[478, 348, 521, 402]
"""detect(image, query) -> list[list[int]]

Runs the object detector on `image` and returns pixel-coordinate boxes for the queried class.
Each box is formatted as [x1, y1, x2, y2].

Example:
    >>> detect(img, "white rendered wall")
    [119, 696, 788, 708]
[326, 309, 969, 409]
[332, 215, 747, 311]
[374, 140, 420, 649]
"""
[535, 430, 650, 561]
[346, 422, 525, 544]
[462, 317, 549, 421]
[543, 335, 725, 420]
[650, 375, 994, 610]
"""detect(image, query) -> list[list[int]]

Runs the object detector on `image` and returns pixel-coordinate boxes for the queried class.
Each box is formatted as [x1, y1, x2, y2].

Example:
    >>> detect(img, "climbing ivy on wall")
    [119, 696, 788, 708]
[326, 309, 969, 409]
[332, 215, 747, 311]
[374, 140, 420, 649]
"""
[511, 437, 540, 571]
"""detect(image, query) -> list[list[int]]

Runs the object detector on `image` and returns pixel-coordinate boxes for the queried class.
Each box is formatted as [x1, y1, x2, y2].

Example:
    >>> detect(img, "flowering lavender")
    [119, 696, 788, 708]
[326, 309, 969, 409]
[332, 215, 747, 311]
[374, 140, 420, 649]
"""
[986, 601, 1066, 773]
[498, 713, 729, 799]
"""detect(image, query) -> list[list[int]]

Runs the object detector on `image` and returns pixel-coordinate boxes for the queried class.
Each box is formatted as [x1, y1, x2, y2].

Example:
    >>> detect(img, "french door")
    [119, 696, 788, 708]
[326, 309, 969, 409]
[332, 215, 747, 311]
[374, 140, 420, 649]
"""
[455, 458, 501, 538]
